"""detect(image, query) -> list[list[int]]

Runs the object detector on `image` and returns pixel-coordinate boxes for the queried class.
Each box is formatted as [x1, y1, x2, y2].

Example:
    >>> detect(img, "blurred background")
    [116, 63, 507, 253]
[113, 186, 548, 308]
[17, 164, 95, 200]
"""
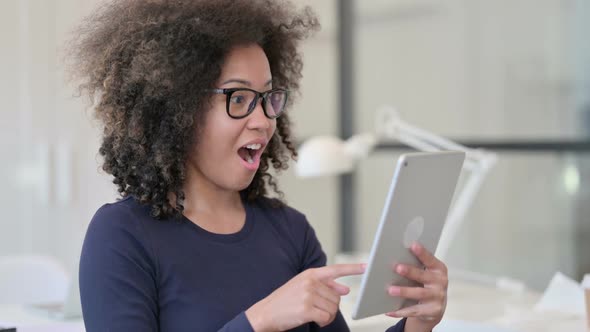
[1, 0, 589, 299]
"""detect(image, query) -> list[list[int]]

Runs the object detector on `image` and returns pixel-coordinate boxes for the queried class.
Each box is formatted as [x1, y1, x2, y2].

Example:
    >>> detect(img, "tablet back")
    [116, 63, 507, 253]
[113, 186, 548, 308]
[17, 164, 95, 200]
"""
[352, 151, 465, 320]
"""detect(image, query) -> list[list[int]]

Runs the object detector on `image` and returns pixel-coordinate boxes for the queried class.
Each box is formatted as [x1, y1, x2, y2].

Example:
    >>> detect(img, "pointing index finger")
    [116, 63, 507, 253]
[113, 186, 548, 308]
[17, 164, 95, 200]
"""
[315, 263, 366, 280]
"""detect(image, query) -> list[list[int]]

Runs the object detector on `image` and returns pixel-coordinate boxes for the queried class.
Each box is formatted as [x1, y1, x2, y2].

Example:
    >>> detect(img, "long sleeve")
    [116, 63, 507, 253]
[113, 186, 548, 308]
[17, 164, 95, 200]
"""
[80, 197, 407, 332]
[79, 204, 159, 332]
[217, 312, 255, 332]
[385, 318, 407, 332]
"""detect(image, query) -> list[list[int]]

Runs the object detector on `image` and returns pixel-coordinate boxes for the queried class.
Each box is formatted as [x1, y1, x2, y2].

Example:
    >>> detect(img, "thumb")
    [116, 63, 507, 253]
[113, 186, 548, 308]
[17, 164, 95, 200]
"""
[326, 279, 350, 296]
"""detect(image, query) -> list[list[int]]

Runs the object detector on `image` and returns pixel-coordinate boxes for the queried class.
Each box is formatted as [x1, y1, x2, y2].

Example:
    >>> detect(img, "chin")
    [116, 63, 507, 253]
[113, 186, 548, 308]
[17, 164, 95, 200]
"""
[230, 175, 256, 192]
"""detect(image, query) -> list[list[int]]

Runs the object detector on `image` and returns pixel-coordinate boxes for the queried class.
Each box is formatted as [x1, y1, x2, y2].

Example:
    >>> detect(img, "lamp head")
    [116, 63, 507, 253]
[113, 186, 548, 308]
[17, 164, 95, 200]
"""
[295, 134, 377, 178]
[295, 136, 354, 177]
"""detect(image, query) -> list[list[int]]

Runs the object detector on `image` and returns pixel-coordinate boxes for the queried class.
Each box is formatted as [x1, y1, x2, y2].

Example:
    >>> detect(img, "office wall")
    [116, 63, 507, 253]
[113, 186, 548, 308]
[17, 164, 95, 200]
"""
[353, 0, 588, 290]
[0, 0, 117, 270]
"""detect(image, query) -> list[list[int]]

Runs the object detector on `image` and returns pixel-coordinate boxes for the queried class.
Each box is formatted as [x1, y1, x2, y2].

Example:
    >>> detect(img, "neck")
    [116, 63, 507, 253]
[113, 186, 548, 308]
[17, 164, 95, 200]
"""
[178, 164, 248, 235]
[181, 169, 243, 216]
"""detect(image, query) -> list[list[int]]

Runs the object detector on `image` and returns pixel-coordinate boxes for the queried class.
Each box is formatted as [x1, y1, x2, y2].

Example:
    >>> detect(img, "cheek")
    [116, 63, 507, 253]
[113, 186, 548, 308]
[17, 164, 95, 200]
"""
[198, 111, 239, 149]
[196, 128, 233, 161]
[197, 121, 244, 165]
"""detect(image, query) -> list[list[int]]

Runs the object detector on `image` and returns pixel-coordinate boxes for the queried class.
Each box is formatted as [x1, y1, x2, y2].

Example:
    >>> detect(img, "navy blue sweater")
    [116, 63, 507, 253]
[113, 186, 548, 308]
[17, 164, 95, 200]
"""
[79, 196, 406, 332]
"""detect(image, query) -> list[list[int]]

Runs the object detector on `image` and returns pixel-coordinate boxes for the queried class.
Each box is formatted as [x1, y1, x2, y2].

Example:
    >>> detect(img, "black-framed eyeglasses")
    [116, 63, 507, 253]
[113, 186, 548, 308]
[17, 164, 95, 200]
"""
[210, 88, 289, 119]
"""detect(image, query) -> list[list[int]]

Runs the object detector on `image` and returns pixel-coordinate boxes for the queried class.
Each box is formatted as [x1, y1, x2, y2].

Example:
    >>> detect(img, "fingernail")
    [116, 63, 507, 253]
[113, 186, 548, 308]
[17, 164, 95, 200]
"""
[396, 265, 406, 275]
[412, 242, 421, 253]
[386, 311, 399, 317]
[361, 263, 367, 271]
[389, 286, 400, 295]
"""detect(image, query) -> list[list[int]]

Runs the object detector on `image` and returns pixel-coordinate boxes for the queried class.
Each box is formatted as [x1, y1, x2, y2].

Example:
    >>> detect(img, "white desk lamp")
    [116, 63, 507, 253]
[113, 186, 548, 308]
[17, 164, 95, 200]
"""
[295, 105, 498, 261]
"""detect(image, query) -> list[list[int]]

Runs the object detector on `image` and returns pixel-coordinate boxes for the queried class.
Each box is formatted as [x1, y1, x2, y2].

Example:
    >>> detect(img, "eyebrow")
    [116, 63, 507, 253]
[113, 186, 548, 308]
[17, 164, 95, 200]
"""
[220, 78, 273, 87]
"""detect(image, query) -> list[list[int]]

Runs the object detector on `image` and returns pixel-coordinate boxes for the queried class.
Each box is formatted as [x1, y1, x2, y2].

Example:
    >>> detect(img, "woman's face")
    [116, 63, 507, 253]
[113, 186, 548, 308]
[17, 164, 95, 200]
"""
[188, 44, 277, 192]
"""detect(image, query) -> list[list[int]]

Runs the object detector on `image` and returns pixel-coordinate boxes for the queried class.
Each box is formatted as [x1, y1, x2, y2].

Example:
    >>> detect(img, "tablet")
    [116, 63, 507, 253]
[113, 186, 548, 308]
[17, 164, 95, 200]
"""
[352, 151, 465, 320]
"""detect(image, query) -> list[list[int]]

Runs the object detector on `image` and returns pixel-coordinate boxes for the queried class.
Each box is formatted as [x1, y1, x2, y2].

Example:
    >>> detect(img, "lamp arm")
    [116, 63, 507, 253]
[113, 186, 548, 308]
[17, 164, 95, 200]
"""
[376, 105, 469, 152]
[392, 118, 471, 152]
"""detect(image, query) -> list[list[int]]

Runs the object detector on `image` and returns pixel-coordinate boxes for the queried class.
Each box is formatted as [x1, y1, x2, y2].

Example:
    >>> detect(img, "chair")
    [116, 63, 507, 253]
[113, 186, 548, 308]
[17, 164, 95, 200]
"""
[0, 255, 69, 305]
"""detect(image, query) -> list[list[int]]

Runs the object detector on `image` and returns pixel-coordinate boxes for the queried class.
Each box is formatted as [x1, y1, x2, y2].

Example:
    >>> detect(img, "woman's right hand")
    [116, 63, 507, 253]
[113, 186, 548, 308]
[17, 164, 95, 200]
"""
[245, 264, 366, 331]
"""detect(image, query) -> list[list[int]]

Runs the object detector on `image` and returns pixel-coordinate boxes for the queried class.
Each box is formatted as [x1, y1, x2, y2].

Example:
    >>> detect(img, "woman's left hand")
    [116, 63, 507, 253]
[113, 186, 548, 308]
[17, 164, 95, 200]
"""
[385, 242, 448, 331]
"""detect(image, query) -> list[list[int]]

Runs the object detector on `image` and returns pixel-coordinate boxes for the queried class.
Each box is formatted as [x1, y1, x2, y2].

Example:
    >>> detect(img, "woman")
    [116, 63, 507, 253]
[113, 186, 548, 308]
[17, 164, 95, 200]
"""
[70, 0, 448, 331]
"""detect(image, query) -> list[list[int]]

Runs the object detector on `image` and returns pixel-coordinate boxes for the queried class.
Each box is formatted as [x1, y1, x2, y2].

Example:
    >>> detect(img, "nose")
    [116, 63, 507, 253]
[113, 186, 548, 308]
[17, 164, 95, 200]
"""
[246, 98, 273, 130]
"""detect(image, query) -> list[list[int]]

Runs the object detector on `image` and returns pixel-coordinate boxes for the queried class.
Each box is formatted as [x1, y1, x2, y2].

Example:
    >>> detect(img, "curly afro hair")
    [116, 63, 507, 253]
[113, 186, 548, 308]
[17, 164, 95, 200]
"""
[67, 0, 319, 219]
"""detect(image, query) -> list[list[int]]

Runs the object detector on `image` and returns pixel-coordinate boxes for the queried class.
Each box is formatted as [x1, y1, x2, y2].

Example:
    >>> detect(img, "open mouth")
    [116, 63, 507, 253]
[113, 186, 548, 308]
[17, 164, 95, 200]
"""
[237, 143, 263, 165]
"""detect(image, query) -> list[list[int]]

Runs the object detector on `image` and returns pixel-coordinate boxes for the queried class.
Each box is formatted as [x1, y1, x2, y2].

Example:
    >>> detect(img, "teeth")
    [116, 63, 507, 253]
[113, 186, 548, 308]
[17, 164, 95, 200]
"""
[246, 155, 254, 164]
[245, 143, 262, 150]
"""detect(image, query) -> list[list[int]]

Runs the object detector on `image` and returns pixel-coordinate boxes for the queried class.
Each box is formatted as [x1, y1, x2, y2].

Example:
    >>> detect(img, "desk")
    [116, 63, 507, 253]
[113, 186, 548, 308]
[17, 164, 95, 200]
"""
[0, 280, 586, 332]
[0, 305, 84, 332]
[341, 279, 588, 332]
